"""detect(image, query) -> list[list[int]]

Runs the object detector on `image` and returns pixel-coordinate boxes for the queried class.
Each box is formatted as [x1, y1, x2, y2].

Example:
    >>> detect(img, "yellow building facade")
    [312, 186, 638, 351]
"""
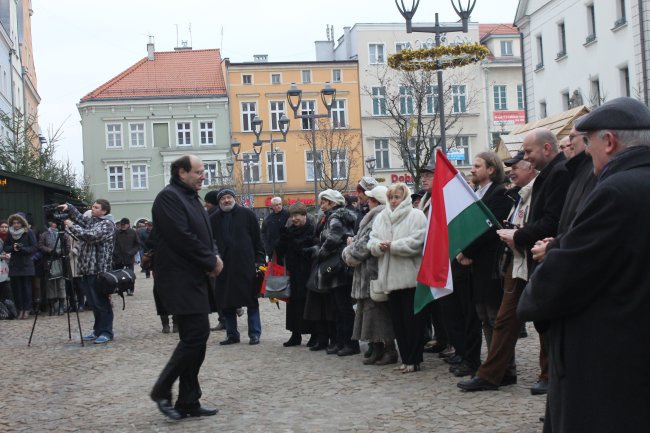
[225, 59, 364, 209]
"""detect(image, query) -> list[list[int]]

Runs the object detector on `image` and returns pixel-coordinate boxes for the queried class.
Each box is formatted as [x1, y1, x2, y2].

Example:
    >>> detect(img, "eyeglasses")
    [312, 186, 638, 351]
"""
[568, 132, 587, 141]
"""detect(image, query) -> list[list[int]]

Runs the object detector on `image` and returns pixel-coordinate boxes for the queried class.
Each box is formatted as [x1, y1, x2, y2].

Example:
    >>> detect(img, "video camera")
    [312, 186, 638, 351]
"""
[43, 204, 70, 222]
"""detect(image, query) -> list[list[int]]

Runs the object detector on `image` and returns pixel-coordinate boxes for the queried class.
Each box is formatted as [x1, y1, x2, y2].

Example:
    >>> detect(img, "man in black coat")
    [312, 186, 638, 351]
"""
[210, 188, 265, 346]
[518, 97, 650, 433]
[260, 196, 289, 259]
[150, 154, 223, 421]
[113, 218, 140, 295]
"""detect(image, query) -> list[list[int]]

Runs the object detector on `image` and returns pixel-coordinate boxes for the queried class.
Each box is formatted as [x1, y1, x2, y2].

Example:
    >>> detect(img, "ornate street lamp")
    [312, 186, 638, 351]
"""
[395, 0, 477, 157]
[365, 156, 377, 176]
[287, 82, 337, 205]
[250, 114, 290, 195]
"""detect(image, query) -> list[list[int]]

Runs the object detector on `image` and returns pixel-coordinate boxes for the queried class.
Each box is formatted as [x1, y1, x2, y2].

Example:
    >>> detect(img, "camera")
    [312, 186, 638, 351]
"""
[13, 242, 22, 251]
[43, 204, 69, 221]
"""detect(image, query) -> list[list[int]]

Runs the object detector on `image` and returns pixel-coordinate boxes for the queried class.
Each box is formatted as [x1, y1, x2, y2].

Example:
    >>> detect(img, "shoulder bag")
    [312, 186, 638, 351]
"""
[263, 261, 291, 299]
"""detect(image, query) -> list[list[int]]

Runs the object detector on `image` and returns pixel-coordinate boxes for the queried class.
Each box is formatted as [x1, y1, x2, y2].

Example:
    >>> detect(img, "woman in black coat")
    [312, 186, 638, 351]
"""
[4, 213, 37, 319]
[275, 202, 316, 346]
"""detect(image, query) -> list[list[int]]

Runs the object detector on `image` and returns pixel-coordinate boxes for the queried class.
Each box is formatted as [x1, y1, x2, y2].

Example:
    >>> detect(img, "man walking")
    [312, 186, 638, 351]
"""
[150, 154, 223, 420]
[113, 218, 139, 295]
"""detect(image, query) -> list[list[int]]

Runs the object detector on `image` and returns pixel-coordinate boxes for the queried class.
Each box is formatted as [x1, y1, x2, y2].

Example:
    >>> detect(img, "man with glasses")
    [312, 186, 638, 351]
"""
[518, 97, 650, 433]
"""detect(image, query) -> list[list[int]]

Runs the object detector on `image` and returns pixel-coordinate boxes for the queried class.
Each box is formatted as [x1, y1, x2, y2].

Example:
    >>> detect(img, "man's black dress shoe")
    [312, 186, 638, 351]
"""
[153, 398, 182, 420]
[249, 336, 260, 345]
[530, 380, 548, 395]
[219, 337, 240, 346]
[326, 344, 342, 355]
[177, 406, 219, 418]
[309, 341, 327, 351]
[457, 376, 499, 392]
[444, 354, 463, 365]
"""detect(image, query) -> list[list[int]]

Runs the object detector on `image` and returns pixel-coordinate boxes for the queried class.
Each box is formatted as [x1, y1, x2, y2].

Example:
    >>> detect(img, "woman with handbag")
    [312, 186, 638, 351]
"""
[275, 202, 316, 347]
[0, 220, 12, 302]
[368, 183, 428, 373]
[342, 186, 398, 366]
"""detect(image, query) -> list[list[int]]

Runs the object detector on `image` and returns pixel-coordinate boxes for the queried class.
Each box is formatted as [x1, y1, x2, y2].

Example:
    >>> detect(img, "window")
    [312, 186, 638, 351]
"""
[107, 165, 125, 190]
[557, 22, 567, 57]
[131, 164, 148, 190]
[301, 70, 311, 83]
[374, 139, 390, 169]
[452, 85, 467, 113]
[199, 121, 214, 145]
[242, 153, 260, 183]
[372, 86, 387, 115]
[271, 73, 281, 84]
[106, 124, 122, 148]
[267, 151, 285, 182]
[203, 161, 219, 186]
[153, 123, 169, 147]
[129, 123, 145, 147]
[449, 136, 470, 167]
[176, 122, 191, 146]
[241, 102, 257, 132]
[620, 66, 631, 97]
[369, 44, 385, 64]
[590, 77, 602, 107]
[242, 74, 252, 85]
[268, 101, 286, 131]
[586, 4, 596, 43]
[426, 85, 439, 114]
[517, 84, 524, 110]
[332, 69, 342, 82]
[330, 150, 347, 179]
[562, 90, 571, 110]
[535, 35, 544, 69]
[306, 150, 323, 181]
[331, 99, 347, 128]
[300, 100, 315, 130]
[539, 101, 547, 118]
[615, 0, 627, 27]
[395, 42, 411, 52]
[399, 86, 414, 115]
[500, 40, 513, 56]
[493, 85, 507, 111]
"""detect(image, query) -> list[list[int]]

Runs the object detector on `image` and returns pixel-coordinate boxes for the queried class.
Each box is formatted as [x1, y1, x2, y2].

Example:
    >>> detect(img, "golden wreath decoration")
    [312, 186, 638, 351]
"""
[388, 43, 491, 72]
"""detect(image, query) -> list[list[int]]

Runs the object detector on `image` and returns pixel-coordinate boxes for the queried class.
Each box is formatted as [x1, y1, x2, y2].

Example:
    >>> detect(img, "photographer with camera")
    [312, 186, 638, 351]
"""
[3, 213, 37, 319]
[59, 200, 116, 344]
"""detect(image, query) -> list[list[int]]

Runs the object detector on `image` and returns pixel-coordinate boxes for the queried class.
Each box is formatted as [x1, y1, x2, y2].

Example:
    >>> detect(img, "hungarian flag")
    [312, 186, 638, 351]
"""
[414, 149, 501, 314]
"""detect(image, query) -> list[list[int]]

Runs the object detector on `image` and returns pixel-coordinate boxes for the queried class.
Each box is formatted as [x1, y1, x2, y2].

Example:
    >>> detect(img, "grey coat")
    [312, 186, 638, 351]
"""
[316, 206, 356, 291]
[342, 204, 384, 299]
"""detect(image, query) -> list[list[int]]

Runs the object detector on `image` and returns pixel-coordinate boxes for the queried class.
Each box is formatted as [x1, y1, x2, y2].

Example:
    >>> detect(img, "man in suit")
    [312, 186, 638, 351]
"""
[150, 154, 223, 421]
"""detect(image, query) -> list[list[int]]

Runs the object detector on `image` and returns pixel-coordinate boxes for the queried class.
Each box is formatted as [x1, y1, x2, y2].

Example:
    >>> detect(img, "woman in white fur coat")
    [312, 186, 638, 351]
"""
[368, 182, 428, 373]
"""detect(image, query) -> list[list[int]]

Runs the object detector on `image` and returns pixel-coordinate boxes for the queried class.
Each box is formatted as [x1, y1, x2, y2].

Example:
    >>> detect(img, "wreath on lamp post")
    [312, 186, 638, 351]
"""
[388, 43, 490, 71]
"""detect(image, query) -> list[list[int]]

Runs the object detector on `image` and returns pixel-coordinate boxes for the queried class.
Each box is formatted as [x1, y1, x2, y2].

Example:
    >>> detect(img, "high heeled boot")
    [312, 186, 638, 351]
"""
[363, 342, 385, 365]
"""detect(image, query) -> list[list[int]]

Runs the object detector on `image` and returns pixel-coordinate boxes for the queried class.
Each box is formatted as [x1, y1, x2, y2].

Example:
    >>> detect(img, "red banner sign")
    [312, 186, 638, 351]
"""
[493, 110, 526, 124]
[390, 173, 415, 185]
[264, 196, 315, 206]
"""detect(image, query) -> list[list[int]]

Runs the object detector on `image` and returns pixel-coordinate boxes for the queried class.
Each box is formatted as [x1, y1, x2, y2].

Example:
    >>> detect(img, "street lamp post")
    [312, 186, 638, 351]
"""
[395, 0, 477, 159]
[229, 139, 260, 209]
[251, 114, 290, 195]
[365, 156, 377, 176]
[286, 82, 337, 206]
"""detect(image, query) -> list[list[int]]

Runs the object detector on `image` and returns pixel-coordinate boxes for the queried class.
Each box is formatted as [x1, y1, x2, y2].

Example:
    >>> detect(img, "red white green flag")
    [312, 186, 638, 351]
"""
[414, 149, 501, 314]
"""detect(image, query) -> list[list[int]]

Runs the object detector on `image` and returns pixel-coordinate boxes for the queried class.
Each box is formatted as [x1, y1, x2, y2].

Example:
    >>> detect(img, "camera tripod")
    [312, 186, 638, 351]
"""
[28, 226, 85, 347]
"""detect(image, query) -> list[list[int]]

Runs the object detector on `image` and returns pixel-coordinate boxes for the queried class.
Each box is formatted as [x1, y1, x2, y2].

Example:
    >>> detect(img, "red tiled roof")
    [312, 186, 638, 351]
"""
[480, 24, 519, 40]
[80, 49, 226, 102]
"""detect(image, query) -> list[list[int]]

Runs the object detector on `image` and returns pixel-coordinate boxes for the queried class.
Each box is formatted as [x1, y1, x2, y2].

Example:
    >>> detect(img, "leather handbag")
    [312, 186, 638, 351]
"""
[264, 262, 291, 299]
[369, 280, 388, 302]
[318, 252, 344, 286]
[140, 249, 154, 272]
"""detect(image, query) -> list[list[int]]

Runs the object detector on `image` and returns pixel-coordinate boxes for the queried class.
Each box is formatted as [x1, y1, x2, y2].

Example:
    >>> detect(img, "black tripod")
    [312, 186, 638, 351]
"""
[28, 226, 85, 346]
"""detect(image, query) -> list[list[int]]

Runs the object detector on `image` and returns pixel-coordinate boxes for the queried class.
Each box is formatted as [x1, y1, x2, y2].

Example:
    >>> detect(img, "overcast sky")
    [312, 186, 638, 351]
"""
[31, 0, 520, 175]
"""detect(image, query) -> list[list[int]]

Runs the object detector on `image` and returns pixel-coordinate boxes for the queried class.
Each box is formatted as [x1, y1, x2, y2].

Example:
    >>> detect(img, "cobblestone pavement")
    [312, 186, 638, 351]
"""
[0, 276, 545, 433]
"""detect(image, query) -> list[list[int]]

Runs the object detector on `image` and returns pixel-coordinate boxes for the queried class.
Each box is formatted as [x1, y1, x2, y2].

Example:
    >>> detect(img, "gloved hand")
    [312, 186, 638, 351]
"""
[301, 246, 318, 258]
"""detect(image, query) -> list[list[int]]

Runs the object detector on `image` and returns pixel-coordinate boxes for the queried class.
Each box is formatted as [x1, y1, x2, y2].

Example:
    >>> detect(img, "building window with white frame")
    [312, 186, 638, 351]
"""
[106, 124, 122, 149]
[129, 123, 145, 147]
[306, 150, 323, 181]
[493, 85, 507, 110]
[242, 74, 252, 85]
[131, 164, 148, 190]
[620, 66, 630, 97]
[301, 70, 311, 84]
[300, 100, 315, 130]
[241, 102, 257, 132]
[266, 151, 285, 182]
[270, 101, 285, 131]
[615, 0, 627, 26]
[539, 100, 547, 118]
[271, 73, 281, 84]
[331, 99, 346, 128]
[199, 121, 214, 145]
[399, 86, 414, 115]
[203, 161, 227, 186]
[426, 85, 439, 114]
[332, 69, 342, 83]
[395, 41, 411, 52]
[372, 86, 387, 115]
[176, 122, 191, 146]
[557, 22, 567, 57]
[107, 165, 125, 190]
[500, 40, 513, 56]
[586, 4, 596, 42]
[452, 85, 467, 113]
[242, 153, 260, 183]
[536, 35, 544, 69]
[374, 139, 390, 169]
[369, 43, 385, 64]
[329, 150, 347, 179]
[449, 136, 470, 167]
[517, 84, 524, 109]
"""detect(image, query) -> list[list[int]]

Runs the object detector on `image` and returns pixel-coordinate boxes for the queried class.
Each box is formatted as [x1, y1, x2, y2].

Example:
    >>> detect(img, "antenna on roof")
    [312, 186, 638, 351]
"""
[175, 24, 179, 47]
[189, 23, 193, 47]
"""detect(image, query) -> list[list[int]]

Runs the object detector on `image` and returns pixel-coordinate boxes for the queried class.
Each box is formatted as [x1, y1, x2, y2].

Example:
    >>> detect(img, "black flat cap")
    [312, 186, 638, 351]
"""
[504, 150, 525, 167]
[419, 162, 435, 174]
[575, 97, 650, 132]
[411, 189, 425, 201]
[119, 217, 130, 225]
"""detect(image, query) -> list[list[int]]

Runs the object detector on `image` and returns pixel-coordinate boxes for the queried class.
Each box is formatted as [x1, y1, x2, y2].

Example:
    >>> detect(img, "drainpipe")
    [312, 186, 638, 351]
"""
[638, 0, 649, 104]
[519, 32, 529, 123]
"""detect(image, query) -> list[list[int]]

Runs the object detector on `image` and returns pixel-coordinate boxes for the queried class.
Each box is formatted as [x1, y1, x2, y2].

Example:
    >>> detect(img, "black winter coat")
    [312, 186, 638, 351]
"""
[210, 204, 265, 309]
[113, 228, 140, 266]
[151, 178, 218, 315]
[275, 220, 316, 301]
[556, 150, 597, 234]
[261, 208, 289, 257]
[518, 146, 650, 433]
[4, 229, 37, 277]
[316, 206, 356, 291]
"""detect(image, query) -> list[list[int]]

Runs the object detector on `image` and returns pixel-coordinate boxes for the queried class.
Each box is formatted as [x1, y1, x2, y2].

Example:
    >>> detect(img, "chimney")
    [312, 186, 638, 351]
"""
[253, 54, 268, 63]
[147, 35, 155, 61]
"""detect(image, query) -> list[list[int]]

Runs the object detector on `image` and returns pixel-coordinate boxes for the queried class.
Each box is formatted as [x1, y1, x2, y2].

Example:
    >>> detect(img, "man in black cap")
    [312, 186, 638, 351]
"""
[410, 190, 424, 208]
[112, 217, 139, 296]
[519, 97, 650, 433]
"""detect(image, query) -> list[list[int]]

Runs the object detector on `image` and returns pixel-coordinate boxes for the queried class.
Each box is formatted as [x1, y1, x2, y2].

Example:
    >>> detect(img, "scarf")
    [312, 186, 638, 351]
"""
[9, 226, 25, 240]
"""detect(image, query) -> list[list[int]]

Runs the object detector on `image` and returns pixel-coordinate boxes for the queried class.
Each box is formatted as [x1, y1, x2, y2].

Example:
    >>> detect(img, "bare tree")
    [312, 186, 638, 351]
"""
[299, 118, 361, 192]
[363, 65, 481, 189]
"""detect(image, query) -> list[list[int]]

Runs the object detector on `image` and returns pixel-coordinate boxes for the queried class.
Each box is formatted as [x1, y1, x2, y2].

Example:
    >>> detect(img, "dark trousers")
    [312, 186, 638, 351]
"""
[477, 275, 525, 384]
[11, 276, 32, 311]
[81, 275, 113, 338]
[332, 284, 355, 347]
[152, 314, 209, 410]
[388, 287, 426, 365]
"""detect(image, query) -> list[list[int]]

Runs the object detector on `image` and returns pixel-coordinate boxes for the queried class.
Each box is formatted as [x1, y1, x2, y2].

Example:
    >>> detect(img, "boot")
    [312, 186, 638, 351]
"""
[48, 300, 55, 316]
[161, 315, 170, 334]
[58, 298, 66, 315]
[363, 342, 385, 365]
[337, 341, 361, 356]
[283, 332, 302, 347]
[171, 315, 179, 333]
[375, 341, 399, 365]
[364, 342, 375, 358]
[309, 335, 329, 351]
